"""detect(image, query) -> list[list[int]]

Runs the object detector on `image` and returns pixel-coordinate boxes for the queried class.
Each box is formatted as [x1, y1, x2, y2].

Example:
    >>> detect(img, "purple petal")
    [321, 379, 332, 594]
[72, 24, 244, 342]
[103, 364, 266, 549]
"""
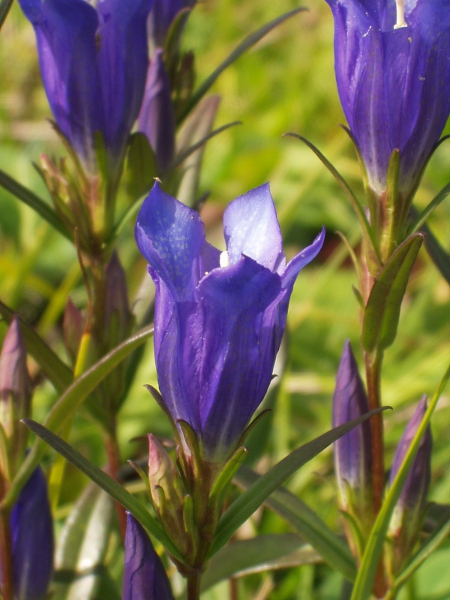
[155, 257, 281, 459]
[282, 227, 325, 290]
[326, 0, 450, 195]
[389, 396, 431, 510]
[19, 0, 100, 166]
[10, 467, 54, 600]
[137, 49, 176, 173]
[123, 513, 174, 600]
[135, 183, 206, 301]
[147, 0, 194, 47]
[96, 0, 153, 166]
[223, 183, 285, 272]
[332, 341, 372, 498]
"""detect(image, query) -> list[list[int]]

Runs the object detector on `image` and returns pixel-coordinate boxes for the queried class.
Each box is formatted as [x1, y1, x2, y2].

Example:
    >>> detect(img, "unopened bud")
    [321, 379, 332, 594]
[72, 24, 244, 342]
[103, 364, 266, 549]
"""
[332, 341, 372, 514]
[123, 513, 174, 600]
[63, 299, 85, 365]
[388, 396, 431, 551]
[0, 318, 31, 466]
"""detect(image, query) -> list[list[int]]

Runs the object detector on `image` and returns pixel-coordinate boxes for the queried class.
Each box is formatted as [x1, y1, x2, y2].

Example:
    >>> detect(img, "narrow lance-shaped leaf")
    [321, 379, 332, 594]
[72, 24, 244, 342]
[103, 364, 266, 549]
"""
[234, 466, 356, 581]
[21, 419, 183, 562]
[350, 364, 450, 600]
[52, 484, 114, 600]
[202, 534, 320, 591]
[209, 406, 388, 557]
[0, 168, 70, 239]
[362, 234, 423, 353]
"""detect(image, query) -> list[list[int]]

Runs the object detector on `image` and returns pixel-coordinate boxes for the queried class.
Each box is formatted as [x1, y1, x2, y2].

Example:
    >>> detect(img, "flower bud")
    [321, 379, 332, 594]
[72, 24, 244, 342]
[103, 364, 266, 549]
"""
[148, 434, 184, 512]
[9, 466, 54, 600]
[63, 299, 85, 366]
[332, 341, 372, 515]
[388, 396, 431, 572]
[123, 513, 174, 600]
[0, 318, 31, 470]
[138, 49, 175, 173]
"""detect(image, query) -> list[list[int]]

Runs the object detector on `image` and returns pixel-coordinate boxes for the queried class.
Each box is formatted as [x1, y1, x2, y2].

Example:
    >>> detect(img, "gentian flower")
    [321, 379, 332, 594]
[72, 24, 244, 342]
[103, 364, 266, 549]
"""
[138, 49, 176, 173]
[147, 0, 196, 48]
[325, 0, 450, 197]
[9, 467, 54, 600]
[19, 0, 154, 174]
[123, 513, 174, 600]
[332, 341, 372, 514]
[135, 182, 324, 462]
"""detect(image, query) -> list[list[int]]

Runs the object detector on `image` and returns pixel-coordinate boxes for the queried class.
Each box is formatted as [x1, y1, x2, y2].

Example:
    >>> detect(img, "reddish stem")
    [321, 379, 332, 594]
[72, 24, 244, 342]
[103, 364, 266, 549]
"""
[105, 433, 127, 541]
[0, 509, 14, 600]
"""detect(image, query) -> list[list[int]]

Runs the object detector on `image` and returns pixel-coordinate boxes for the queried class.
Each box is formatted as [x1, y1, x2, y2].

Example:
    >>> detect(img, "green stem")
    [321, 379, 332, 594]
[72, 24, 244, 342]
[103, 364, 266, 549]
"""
[186, 569, 202, 600]
[0, 508, 14, 600]
[105, 429, 127, 541]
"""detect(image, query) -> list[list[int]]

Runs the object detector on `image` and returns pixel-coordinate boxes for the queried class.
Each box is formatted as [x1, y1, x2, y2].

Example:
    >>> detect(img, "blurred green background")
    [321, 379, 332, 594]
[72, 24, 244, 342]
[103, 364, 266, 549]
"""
[0, 0, 450, 597]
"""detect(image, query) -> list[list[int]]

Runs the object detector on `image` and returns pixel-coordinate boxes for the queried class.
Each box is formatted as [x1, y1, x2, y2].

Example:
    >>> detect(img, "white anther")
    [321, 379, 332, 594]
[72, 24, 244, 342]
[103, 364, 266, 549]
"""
[394, 0, 407, 29]
[220, 251, 230, 268]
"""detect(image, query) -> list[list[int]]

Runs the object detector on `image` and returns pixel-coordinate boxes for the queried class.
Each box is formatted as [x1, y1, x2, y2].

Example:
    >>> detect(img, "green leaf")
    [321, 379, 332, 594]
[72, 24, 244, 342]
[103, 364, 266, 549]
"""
[409, 183, 450, 235]
[124, 132, 157, 202]
[177, 8, 306, 123]
[0, 168, 70, 239]
[350, 365, 450, 600]
[202, 534, 320, 591]
[0, 0, 13, 28]
[22, 419, 183, 561]
[234, 466, 356, 581]
[2, 325, 154, 509]
[52, 484, 114, 600]
[419, 221, 450, 285]
[209, 407, 388, 557]
[0, 301, 72, 394]
[361, 233, 423, 353]
[284, 133, 380, 267]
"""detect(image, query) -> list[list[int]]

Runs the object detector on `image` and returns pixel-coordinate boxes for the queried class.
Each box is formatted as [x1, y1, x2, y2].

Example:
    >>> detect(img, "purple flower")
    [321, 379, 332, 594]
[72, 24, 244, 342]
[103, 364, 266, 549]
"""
[135, 182, 324, 461]
[123, 513, 174, 600]
[19, 0, 154, 173]
[332, 341, 372, 512]
[138, 49, 176, 173]
[389, 396, 431, 515]
[8, 467, 54, 600]
[325, 0, 450, 197]
[147, 0, 195, 48]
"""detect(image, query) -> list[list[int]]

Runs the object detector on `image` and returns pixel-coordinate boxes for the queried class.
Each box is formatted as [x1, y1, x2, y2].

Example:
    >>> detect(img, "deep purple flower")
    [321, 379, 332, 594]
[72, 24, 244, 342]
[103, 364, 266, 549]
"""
[123, 513, 174, 600]
[8, 467, 54, 600]
[138, 49, 176, 173]
[19, 0, 154, 173]
[332, 341, 372, 511]
[147, 0, 195, 48]
[135, 182, 324, 461]
[389, 396, 431, 514]
[326, 0, 450, 196]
